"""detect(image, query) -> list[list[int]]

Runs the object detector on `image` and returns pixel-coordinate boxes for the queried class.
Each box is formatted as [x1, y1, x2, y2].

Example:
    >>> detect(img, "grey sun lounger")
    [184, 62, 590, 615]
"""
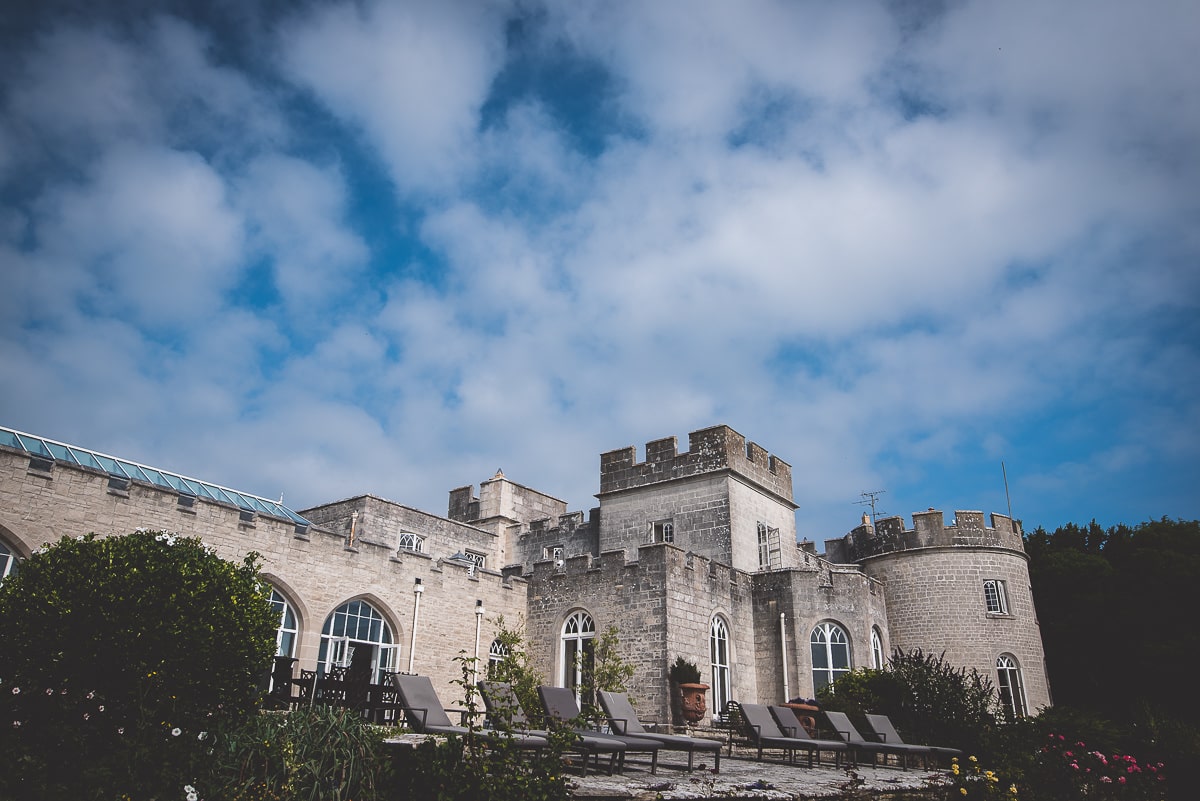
[390, 674, 548, 749]
[478, 680, 623, 776]
[863, 713, 961, 764]
[539, 685, 661, 775]
[738, 703, 847, 767]
[598, 690, 722, 772]
[768, 706, 855, 766]
[821, 710, 931, 769]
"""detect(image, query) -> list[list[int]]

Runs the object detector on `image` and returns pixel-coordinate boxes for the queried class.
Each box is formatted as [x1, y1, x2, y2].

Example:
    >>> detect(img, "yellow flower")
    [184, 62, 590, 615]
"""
[952, 764, 961, 775]
[960, 789, 968, 796]
[969, 755, 978, 762]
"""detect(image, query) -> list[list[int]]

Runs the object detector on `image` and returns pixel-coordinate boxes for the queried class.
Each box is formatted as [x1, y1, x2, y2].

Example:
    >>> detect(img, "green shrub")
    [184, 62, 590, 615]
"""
[485, 615, 546, 728]
[385, 654, 571, 801]
[0, 530, 277, 800]
[820, 649, 998, 757]
[202, 706, 387, 801]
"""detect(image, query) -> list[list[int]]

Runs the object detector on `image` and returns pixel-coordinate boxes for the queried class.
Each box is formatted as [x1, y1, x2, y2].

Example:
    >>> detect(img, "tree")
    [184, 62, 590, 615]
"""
[0, 530, 277, 800]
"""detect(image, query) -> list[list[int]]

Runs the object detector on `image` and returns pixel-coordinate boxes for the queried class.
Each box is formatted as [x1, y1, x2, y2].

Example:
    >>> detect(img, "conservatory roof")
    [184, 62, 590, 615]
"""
[0, 425, 311, 526]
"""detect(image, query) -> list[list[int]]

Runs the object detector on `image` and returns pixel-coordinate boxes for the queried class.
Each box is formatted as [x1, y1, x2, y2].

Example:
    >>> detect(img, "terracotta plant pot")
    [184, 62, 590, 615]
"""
[674, 682, 710, 725]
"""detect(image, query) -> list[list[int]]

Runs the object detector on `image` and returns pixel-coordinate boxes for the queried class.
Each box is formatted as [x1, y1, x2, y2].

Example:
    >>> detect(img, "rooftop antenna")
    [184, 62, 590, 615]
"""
[855, 490, 887, 525]
[1001, 462, 1014, 523]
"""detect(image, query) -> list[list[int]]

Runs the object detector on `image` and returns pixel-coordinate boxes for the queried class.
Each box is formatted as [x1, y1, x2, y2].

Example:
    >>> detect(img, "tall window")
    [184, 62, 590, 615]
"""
[984, 580, 1009, 614]
[0, 541, 17, 584]
[710, 616, 732, 716]
[652, 521, 674, 543]
[268, 589, 298, 659]
[487, 639, 509, 678]
[757, 523, 770, 567]
[397, 533, 424, 553]
[870, 627, 884, 670]
[559, 610, 596, 701]
[319, 599, 397, 683]
[810, 622, 851, 693]
[996, 654, 1028, 718]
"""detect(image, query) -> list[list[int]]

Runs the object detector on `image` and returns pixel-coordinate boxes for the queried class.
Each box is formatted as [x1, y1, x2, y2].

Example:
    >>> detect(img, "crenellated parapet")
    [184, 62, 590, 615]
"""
[599, 425, 793, 503]
[825, 509, 1025, 563]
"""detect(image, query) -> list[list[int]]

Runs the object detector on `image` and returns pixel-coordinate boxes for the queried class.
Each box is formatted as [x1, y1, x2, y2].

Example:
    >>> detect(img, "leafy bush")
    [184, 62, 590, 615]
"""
[386, 653, 572, 801]
[485, 615, 547, 728]
[820, 649, 998, 757]
[202, 706, 387, 801]
[0, 530, 277, 799]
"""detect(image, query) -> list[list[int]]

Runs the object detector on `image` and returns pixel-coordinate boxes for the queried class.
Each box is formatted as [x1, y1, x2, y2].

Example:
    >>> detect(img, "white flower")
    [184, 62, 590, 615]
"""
[10, 687, 19, 695]
[171, 727, 182, 737]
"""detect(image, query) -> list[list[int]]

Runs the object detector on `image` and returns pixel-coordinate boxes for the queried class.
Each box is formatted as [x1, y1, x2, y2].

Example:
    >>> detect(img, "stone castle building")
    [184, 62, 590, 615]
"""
[0, 423, 1050, 723]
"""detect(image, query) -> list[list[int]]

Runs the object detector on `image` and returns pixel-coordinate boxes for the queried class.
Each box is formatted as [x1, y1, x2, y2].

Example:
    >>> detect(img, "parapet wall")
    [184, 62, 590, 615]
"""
[599, 425, 793, 502]
[825, 509, 1024, 563]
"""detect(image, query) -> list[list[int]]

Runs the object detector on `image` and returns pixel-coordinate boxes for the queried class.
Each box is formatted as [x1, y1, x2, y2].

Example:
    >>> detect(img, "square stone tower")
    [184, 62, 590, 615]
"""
[596, 425, 798, 573]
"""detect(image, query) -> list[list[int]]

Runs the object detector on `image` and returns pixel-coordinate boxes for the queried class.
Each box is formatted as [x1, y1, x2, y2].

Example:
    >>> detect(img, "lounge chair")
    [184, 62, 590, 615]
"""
[598, 690, 722, 772]
[477, 680, 623, 776]
[737, 702, 847, 767]
[821, 710, 931, 769]
[863, 713, 961, 765]
[769, 706, 855, 766]
[390, 674, 548, 750]
[538, 685, 662, 774]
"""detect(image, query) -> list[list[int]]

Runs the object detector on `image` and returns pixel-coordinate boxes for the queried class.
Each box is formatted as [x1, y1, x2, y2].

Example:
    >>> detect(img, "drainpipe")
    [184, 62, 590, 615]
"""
[780, 612, 790, 703]
[473, 600, 485, 683]
[408, 578, 423, 674]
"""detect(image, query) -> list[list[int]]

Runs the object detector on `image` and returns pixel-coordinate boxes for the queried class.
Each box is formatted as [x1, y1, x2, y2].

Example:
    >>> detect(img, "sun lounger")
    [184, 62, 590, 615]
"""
[821, 710, 931, 769]
[768, 706, 854, 766]
[863, 713, 961, 765]
[390, 674, 548, 749]
[598, 690, 722, 772]
[737, 702, 847, 767]
[477, 680, 623, 776]
[538, 685, 661, 774]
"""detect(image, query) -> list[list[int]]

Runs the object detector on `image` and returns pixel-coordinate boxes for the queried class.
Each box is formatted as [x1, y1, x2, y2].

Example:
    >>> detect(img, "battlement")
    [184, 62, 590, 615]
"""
[825, 508, 1025, 563]
[598, 425, 793, 502]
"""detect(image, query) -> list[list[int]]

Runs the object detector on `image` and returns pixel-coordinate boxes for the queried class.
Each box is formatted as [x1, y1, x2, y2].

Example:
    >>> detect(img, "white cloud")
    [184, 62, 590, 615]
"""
[235, 154, 369, 313]
[279, 0, 510, 193]
[34, 145, 244, 329]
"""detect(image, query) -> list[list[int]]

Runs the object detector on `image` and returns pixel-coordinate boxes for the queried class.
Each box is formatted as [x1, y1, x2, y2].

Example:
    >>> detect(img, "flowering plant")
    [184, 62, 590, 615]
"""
[945, 755, 1019, 799]
[1035, 733, 1167, 800]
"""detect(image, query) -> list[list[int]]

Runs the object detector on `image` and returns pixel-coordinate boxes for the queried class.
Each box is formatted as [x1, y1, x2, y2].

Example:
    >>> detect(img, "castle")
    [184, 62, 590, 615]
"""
[0, 423, 1050, 723]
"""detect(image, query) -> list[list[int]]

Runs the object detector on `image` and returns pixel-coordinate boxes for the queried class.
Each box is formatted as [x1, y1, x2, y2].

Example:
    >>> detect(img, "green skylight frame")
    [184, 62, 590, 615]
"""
[0, 425, 312, 526]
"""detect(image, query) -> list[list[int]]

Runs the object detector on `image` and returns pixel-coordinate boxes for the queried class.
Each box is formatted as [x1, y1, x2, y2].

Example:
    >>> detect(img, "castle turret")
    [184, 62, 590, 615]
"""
[827, 509, 1051, 715]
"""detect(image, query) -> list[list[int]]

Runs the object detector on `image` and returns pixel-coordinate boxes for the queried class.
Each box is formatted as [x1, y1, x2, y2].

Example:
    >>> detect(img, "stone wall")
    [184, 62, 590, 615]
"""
[0, 446, 527, 710]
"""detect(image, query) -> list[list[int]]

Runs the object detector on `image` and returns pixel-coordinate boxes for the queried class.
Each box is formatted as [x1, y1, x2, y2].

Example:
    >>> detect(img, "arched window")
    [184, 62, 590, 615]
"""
[319, 599, 397, 683]
[487, 639, 509, 679]
[559, 610, 596, 701]
[870, 627, 884, 670]
[810, 622, 851, 693]
[0, 541, 17, 584]
[397, 533, 424, 553]
[996, 654, 1028, 718]
[268, 588, 298, 659]
[710, 616, 732, 716]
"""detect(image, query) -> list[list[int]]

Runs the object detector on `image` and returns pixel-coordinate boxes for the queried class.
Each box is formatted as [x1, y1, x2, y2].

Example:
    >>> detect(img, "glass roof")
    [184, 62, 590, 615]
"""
[0, 425, 311, 526]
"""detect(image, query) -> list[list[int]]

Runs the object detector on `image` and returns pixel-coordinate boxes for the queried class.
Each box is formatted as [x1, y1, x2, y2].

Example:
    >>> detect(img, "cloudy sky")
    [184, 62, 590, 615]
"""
[1, 0, 1197, 542]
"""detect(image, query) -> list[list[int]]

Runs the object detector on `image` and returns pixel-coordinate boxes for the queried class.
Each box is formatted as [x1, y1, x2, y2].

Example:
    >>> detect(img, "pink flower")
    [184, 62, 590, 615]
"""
[1101, 777, 1112, 784]
[1070, 762, 1080, 771]
[44, 688, 53, 696]
[1118, 777, 1127, 785]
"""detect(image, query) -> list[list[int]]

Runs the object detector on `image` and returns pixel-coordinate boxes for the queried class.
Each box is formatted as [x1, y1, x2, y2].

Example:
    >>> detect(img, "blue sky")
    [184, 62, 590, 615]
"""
[1, 0, 1197, 542]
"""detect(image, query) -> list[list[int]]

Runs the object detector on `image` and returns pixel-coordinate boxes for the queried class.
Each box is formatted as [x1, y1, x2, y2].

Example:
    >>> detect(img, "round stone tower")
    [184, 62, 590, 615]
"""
[826, 509, 1051, 715]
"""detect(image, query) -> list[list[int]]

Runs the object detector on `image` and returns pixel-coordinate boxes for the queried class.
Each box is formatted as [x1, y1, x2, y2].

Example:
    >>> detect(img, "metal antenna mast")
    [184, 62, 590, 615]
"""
[855, 490, 887, 525]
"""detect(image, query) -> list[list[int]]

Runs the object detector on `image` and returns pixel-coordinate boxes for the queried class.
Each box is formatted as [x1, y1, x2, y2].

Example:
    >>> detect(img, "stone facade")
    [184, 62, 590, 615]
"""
[0, 423, 1051, 721]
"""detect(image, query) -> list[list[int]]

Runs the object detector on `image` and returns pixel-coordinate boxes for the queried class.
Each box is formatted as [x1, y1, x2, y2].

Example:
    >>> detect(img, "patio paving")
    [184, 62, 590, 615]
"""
[384, 734, 949, 799]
